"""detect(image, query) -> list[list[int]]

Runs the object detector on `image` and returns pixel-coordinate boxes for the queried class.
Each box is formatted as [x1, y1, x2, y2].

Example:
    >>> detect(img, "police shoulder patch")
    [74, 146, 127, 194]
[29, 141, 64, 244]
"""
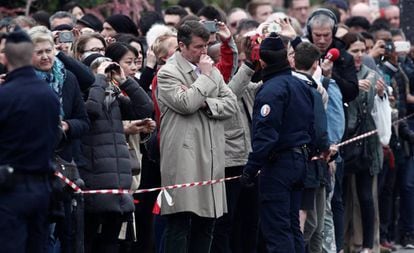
[260, 104, 271, 117]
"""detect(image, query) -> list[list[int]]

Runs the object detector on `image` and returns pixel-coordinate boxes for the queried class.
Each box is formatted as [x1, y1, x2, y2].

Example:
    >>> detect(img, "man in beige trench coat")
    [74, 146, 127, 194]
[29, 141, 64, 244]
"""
[156, 20, 238, 253]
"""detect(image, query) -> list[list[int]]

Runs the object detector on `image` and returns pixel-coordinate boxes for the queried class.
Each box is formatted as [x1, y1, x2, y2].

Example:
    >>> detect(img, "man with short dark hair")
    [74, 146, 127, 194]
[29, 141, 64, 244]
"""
[197, 5, 224, 22]
[178, 0, 205, 15]
[157, 20, 237, 253]
[164, 5, 188, 28]
[0, 28, 60, 253]
[293, 41, 332, 253]
[345, 16, 371, 33]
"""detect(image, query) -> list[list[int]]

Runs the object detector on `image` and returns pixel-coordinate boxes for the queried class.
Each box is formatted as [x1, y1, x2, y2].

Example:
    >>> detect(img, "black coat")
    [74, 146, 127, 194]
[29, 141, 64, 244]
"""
[298, 36, 359, 103]
[57, 70, 90, 163]
[0, 66, 60, 173]
[80, 75, 153, 214]
[57, 52, 95, 93]
[328, 38, 359, 103]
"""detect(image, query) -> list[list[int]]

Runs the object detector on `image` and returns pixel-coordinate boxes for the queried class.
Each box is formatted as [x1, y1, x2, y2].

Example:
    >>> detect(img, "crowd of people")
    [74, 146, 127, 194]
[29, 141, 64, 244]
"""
[0, 0, 413, 253]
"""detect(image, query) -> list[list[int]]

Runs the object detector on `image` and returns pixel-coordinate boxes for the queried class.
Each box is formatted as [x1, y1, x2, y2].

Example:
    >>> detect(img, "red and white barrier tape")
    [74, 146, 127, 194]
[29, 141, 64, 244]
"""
[336, 112, 414, 148]
[54, 171, 240, 195]
[134, 175, 241, 194]
[54, 171, 82, 193]
[55, 113, 414, 196]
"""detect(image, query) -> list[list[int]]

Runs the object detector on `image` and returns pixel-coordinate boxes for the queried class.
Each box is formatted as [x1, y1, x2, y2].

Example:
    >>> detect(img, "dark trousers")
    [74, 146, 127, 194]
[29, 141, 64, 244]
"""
[84, 212, 124, 253]
[399, 157, 414, 234]
[133, 155, 160, 253]
[331, 161, 344, 252]
[154, 215, 167, 253]
[344, 169, 375, 249]
[163, 212, 215, 253]
[378, 156, 397, 242]
[211, 166, 259, 253]
[0, 176, 52, 253]
[259, 152, 307, 253]
[233, 180, 260, 253]
[50, 193, 84, 253]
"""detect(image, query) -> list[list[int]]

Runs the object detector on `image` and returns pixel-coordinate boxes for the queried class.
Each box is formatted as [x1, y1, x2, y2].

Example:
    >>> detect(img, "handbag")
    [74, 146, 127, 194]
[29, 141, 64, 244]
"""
[341, 92, 372, 174]
[341, 137, 371, 174]
[55, 156, 80, 181]
[50, 155, 83, 222]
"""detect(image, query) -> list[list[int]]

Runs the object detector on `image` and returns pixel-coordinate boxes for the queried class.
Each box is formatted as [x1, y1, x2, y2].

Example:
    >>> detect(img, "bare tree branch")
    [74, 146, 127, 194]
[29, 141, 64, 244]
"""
[25, 0, 35, 16]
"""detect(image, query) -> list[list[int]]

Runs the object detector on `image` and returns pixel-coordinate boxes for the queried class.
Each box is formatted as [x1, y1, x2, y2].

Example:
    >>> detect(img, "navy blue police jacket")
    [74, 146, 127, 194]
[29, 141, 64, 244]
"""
[244, 67, 314, 175]
[0, 66, 60, 173]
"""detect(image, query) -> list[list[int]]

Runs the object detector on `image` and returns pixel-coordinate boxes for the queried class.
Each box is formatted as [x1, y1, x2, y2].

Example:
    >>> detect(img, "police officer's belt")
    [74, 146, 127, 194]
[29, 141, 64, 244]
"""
[269, 145, 309, 162]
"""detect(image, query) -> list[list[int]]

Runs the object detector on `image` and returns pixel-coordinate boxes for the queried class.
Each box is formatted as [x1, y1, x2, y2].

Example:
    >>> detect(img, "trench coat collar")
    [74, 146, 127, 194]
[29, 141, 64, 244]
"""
[174, 51, 199, 80]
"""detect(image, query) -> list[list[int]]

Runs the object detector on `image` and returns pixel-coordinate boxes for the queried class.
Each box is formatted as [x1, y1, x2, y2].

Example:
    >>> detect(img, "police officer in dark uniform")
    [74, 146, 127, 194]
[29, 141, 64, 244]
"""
[0, 28, 60, 253]
[240, 33, 315, 253]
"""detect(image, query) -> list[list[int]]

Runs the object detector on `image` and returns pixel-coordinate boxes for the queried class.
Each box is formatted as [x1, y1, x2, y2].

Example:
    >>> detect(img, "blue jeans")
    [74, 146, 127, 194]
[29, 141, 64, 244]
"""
[399, 157, 414, 234]
[259, 151, 307, 253]
[0, 176, 52, 253]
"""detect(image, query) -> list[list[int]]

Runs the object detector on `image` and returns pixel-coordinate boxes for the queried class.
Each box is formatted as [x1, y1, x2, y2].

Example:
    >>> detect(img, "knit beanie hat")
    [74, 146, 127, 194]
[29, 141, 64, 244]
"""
[260, 32, 285, 52]
[77, 13, 103, 32]
[105, 14, 139, 36]
[259, 32, 289, 67]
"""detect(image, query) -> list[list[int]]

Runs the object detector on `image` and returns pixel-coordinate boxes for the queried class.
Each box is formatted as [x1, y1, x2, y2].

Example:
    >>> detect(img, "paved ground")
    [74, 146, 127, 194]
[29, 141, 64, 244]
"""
[392, 245, 414, 252]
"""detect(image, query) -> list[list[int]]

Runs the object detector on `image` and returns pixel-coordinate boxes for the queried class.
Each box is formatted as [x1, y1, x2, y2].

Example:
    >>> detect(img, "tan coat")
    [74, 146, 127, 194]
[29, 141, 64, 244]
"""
[157, 52, 238, 218]
[224, 64, 260, 167]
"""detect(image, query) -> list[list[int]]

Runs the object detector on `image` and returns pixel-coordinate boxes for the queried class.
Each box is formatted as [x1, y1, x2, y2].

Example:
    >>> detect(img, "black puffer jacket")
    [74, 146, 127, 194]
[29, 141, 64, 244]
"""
[80, 74, 153, 214]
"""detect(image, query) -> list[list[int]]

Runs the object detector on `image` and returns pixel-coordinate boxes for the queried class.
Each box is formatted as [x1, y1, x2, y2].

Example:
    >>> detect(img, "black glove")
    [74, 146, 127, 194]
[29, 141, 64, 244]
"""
[239, 171, 256, 188]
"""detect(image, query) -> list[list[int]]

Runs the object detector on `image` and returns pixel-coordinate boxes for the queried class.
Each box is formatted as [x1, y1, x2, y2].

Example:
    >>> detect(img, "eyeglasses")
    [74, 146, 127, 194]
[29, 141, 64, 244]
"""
[84, 47, 106, 53]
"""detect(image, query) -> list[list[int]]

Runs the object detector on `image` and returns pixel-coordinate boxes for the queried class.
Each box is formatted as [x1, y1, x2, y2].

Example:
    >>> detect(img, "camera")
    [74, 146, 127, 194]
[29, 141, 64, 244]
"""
[383, 40, 395, 55]
[266, 22, 281, 34]
[203, 21, 217, 33]
[58, 31, 74, 43]
[105, 63, 121, 73]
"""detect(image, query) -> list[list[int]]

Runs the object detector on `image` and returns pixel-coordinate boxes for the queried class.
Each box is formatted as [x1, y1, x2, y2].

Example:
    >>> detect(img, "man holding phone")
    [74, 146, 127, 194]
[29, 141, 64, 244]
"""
[52, 24, 75, 55]
[157, 20, 237, 253]
[201, 19, 238, 83]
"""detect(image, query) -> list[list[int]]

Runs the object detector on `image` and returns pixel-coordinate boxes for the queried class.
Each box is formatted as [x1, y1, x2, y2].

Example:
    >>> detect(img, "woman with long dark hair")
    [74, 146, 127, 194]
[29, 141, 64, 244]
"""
[341, 32, 384, 253]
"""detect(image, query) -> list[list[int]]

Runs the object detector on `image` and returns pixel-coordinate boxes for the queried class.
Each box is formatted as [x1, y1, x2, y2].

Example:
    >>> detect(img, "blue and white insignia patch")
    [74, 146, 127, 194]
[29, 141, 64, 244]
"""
[260, 104, 271, 117]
